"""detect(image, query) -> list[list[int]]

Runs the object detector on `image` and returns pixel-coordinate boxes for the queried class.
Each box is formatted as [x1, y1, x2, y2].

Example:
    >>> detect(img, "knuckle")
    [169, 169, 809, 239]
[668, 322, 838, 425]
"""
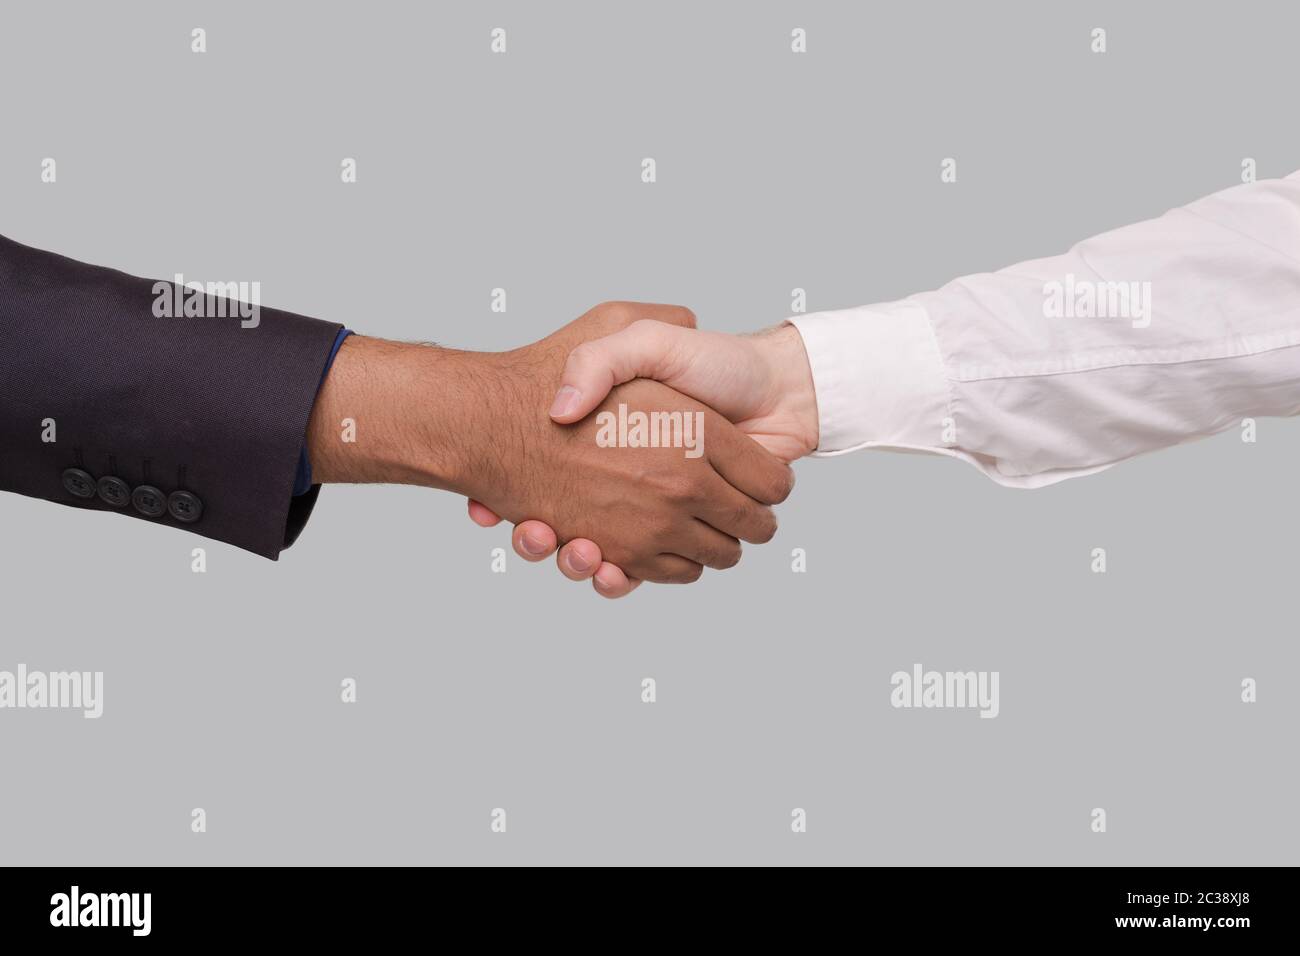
[594, 300, 633, 328]
[681, 475, 710, 505]
[655, 470, 696, 505]
[568, 340, 598, 367]
[676, 563, 704, 584]
[769, 468, 795, 504]
[629, 318, 665, 342]
[646, 513, 677, 542]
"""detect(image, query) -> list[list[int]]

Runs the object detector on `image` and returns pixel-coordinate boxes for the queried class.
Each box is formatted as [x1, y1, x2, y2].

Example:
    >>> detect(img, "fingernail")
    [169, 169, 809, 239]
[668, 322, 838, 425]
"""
[549, 385, 581, 419]
[521, 533, 548, 555]
[594, 569, 615, 590]
[567, 550, 592, 573]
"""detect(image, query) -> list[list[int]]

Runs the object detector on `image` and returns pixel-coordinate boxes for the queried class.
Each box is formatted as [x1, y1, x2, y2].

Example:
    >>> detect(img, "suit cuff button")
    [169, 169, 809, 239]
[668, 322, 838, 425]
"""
[97, 475, 131, 507]
[61, 467, 96, 499]
[131, 485, 167, 518]
[167, 490, 203, 523]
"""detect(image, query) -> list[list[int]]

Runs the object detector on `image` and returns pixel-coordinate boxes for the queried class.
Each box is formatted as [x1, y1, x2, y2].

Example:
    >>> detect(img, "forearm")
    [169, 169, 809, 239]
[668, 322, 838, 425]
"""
[306, 334, 505, 497]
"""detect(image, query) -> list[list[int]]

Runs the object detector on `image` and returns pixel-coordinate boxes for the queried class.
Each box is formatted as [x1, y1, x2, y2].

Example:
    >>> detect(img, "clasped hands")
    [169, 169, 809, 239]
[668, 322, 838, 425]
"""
[307, 302, 818, 597]
[468, 302, 819, 597]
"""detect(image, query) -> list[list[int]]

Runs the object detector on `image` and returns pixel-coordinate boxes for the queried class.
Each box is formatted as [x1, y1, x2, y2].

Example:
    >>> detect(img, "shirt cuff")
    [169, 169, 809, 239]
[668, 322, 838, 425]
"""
[787, 302, 951, 454]
[292, 327, 352, 496]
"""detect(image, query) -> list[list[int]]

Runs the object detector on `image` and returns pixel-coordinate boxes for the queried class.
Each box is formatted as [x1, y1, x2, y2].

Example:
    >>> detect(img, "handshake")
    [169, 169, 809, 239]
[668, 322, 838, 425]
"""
[10, 170, 1292, 574]
[306, 302, 820, 598]
[302, 167, 1300, 589]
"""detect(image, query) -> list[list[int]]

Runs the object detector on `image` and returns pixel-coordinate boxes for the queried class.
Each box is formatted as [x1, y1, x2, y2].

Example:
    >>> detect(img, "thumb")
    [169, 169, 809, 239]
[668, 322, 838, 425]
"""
[549, 319, 692, 423]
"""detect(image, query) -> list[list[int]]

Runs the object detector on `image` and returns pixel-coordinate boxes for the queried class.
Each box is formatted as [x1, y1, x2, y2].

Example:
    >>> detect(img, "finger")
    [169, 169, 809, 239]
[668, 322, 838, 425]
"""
[692, 472, 779, 544]
[635, 302, 697, 330]
[671, 520, 742, 571]
[599, 302, 695, 331]
[706, 414, 796, 505]
[593, 562, 641, 599]
[557, 538, 602, 581]
[640, 554, 705, 585]
[467, 499, 502, 527]
[549, 320, 695, 423]
[512, 521, 558, 561]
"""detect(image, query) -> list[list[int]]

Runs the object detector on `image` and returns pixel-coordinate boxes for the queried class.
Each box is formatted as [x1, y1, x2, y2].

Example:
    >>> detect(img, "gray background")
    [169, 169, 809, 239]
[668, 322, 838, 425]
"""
[1, 0, 1296, 865]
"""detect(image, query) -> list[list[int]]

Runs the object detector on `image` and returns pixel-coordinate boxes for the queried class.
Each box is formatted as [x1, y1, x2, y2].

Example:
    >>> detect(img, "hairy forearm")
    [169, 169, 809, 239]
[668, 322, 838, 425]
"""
[306, 335, 506, 496]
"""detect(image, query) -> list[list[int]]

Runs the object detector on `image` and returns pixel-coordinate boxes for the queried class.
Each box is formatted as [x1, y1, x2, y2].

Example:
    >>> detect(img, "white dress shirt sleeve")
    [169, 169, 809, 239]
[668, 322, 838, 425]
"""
[788, 170, 1300, 487]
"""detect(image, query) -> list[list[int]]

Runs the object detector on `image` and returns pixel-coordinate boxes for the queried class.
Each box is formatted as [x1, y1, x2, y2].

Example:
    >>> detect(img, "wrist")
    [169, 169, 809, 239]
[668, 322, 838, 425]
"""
[755, 323, 819, 455]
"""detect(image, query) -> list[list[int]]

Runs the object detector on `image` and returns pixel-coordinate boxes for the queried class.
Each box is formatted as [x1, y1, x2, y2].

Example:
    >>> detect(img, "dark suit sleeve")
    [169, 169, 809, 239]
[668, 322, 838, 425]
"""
[0, 233, 344, 559]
